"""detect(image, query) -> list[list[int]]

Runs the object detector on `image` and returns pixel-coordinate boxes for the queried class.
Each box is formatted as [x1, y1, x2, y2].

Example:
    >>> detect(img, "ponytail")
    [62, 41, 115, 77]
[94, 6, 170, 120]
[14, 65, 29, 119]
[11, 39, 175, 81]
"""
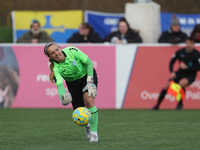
[49, 59, 55, 83]
[44, 42, 60, 84]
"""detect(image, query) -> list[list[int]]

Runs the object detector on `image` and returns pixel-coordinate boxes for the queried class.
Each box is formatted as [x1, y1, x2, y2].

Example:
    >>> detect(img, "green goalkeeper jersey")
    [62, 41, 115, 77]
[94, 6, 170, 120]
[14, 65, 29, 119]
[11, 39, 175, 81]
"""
[52, 46, 94, 102]
[53, 47, 92, 85]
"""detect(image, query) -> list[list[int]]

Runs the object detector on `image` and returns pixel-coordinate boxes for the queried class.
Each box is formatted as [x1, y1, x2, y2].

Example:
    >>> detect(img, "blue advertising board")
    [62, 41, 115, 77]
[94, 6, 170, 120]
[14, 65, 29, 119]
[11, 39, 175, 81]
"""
[161, 12, 200, 35]
[84, 10, 124, 39]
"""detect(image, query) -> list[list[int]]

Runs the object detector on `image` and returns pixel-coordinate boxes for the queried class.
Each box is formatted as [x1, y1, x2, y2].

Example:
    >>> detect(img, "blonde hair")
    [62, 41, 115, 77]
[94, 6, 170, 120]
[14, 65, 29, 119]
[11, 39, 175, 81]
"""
[44, 42, 59, 84]
[49, 58, 55, 83]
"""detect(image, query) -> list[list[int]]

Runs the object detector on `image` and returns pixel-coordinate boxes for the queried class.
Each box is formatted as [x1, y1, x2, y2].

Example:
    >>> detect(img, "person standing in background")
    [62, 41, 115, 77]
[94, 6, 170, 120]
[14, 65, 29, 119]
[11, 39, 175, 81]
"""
[152, 37, 200, 110]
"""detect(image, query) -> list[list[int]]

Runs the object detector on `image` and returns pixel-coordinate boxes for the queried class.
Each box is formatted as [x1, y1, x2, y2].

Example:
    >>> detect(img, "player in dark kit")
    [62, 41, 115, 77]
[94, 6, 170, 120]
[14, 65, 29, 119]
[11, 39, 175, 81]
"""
[152, 37, 200, 110]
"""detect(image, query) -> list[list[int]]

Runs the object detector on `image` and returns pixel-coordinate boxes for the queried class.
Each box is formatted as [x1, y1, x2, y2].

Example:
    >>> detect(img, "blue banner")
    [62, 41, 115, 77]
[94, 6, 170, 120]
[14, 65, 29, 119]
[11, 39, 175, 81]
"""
[84, 10, 124, 39]
[161, 12, 200, 36]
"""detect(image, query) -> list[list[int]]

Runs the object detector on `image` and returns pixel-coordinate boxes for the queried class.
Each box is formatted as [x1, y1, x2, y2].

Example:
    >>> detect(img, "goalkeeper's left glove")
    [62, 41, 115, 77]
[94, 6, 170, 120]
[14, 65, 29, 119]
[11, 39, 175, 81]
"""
[82, 76, 97, 98]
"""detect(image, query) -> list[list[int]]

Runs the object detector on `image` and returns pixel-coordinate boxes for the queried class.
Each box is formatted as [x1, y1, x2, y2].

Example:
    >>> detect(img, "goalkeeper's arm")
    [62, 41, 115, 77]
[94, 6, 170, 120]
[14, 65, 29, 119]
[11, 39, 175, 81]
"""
[84, 57, 94, 78]
[82, 57, 97, 98]
[57, 83, 72, 105]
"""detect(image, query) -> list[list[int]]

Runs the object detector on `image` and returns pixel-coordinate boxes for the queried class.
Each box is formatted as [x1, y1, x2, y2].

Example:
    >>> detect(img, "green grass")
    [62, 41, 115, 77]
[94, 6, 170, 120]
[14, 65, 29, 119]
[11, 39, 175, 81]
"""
[0, 109, 200, 150]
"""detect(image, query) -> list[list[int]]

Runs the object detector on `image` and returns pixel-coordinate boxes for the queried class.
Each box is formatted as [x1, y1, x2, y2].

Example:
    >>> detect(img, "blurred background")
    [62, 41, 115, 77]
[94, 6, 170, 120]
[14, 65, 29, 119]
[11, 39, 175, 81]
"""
[1, 0, 200, 43]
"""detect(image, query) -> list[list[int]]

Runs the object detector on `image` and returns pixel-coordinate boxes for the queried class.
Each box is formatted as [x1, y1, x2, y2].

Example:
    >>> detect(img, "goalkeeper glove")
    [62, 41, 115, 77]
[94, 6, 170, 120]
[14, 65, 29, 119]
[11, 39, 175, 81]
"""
[82, 76, 97, 98]
[61, 92, 72, 105]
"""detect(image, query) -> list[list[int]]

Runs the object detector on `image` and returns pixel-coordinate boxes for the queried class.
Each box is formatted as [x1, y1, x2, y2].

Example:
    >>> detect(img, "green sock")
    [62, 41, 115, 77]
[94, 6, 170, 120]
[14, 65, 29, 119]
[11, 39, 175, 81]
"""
[88, 106, 98, 132]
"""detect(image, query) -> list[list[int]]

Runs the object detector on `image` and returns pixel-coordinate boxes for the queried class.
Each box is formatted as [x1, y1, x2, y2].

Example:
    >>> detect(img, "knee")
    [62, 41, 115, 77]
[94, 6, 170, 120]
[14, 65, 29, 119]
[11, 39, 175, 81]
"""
[179, 79, 189, 87]
[84, 97, 95, 108]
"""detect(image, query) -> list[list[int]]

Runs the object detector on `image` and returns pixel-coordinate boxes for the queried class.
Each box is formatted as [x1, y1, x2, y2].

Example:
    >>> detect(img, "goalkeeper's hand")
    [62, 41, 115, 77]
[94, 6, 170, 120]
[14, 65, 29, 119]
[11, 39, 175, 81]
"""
[61, 92, 72, 105]
[82, 76, 97, 98]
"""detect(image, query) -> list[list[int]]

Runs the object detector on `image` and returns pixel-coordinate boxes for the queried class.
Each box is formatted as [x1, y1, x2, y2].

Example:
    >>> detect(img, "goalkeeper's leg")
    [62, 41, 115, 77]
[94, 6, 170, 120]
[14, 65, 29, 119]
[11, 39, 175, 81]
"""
[88, 106, 98, 134]
[88, 106, 98, 143]
[83, 94, 98, 142]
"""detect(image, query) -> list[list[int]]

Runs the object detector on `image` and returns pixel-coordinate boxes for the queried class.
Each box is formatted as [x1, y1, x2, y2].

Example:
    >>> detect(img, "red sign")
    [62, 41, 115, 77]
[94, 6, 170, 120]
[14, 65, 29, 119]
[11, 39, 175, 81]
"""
[123, 46, 200, 109]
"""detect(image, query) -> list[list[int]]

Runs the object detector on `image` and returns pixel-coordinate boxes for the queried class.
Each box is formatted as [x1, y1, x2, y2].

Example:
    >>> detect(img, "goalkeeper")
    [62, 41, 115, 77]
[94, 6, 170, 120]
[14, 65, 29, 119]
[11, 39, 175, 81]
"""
[152, 37, 200, 110]
[44, 42, 98, 142]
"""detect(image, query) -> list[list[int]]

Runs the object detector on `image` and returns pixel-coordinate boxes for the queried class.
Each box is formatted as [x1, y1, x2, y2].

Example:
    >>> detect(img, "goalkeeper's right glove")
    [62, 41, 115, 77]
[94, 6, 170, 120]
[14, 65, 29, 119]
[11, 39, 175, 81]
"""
[61, 92, 72, 105]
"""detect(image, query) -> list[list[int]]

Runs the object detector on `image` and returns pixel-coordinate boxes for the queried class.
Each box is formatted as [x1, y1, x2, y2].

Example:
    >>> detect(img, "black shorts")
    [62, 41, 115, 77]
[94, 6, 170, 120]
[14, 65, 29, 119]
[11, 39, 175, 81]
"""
[66, 69, 98, 110]
[171, 70, 196, 85]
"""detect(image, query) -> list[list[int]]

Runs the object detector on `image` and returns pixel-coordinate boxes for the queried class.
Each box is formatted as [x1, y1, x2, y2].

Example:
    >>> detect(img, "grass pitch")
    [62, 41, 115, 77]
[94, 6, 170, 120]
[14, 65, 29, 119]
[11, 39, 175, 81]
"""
[0, 109, 200, 150]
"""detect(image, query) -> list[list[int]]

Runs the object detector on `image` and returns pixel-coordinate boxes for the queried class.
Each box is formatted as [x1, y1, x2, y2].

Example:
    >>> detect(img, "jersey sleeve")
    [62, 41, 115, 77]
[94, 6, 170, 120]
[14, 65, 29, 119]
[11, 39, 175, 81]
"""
[169, 51, 178, 72]
[84, 57, 94, 77]
[57, 83, 67, 101]
[53, 65, 63, 86]
[53, 66, 67, 101]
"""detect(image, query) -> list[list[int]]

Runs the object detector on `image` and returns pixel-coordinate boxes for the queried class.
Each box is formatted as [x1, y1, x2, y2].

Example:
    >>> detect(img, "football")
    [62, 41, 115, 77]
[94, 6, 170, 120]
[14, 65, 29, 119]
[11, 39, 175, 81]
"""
[72, 107, 91, 126]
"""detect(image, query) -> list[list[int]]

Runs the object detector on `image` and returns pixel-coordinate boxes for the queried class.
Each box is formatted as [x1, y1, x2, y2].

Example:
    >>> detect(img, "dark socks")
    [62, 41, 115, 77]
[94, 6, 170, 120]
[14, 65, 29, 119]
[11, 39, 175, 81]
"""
[176, 88, 185, 110]
[176, 100, 183, 110]
[156, 89, 167, 107]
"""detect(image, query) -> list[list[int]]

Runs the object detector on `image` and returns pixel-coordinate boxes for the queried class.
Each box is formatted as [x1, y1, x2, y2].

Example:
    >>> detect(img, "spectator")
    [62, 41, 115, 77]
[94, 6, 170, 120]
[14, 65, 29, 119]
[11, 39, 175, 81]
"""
[158, 15, 188, 44]
[67, 23, 102, 43]
[190, 24, 200, 43]
[17, 20, 54, 43]
[104, 17, 142, 44]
